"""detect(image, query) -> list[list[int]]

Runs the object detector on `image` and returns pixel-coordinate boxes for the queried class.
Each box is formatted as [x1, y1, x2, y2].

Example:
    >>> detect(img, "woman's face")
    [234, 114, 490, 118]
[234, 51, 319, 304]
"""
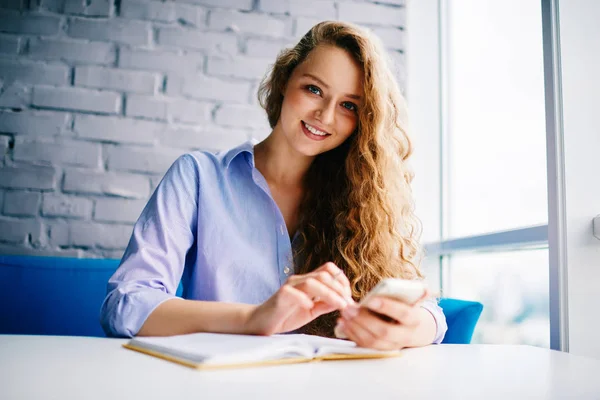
[276, 44, 363, 157]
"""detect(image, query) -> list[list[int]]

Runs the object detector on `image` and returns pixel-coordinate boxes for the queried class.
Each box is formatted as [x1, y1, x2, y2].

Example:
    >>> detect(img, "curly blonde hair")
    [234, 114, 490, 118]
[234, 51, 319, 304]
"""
[258, 21, 423, 337]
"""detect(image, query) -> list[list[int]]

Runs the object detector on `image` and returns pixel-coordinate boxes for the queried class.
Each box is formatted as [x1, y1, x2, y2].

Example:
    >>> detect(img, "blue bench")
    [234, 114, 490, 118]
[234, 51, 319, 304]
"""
[0, 254, 482, 343]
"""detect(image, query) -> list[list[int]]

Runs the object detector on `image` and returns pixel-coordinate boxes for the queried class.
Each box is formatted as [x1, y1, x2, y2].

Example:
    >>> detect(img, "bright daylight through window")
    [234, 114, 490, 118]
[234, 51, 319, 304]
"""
[435, 0, 549, 347]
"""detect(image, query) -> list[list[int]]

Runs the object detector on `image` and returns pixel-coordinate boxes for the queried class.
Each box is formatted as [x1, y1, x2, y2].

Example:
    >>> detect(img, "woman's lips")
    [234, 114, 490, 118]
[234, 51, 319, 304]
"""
[301, 121, 331, 141]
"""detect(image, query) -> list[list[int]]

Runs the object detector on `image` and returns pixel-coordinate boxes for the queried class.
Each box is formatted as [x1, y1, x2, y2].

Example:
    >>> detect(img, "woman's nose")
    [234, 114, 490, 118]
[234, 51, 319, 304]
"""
[315, 100, 335, 126]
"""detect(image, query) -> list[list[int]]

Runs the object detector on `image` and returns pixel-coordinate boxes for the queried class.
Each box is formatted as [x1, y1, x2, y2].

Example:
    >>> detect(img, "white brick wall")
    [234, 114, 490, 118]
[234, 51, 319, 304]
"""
[28, 38, 117, 65]
[0, 0, 407, 258]
[32, 86, 122, 114]
[4, 191, 40, 217]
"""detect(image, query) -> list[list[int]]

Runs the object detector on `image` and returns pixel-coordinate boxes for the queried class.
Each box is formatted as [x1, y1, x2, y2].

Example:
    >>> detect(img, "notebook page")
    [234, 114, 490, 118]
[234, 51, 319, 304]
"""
[278, 334, 400, 357]
[314, 345, 401, 357]
[128, 333, 315, 365]
[280, 334, 401, 357]
[281, 334, 358, 350]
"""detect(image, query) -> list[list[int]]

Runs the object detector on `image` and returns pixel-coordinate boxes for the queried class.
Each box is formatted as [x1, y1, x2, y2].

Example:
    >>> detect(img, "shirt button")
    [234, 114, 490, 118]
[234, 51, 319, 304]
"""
[283, 266, 291, 275]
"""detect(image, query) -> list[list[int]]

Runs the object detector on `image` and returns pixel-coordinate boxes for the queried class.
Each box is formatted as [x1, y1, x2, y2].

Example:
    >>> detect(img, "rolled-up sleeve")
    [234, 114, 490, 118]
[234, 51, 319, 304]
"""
[100, 154, 199, 337]
[421, 298, 448, 344]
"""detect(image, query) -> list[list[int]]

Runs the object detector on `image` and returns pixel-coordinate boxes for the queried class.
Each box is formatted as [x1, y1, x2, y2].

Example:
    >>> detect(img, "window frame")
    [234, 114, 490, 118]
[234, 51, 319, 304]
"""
[412, 0, 567, 351]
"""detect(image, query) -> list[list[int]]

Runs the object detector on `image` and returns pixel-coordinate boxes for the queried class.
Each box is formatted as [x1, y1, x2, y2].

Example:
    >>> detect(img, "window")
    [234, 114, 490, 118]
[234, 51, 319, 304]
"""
[415, 0, 551, 348]
[446, 0, 548, 239]
[446, 248, 550, 347]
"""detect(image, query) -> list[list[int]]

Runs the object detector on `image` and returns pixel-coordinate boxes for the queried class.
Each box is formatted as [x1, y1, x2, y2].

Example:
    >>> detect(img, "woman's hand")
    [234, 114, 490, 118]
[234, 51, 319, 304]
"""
[245, 262, 354, 336]
[334, 290, 436, 350]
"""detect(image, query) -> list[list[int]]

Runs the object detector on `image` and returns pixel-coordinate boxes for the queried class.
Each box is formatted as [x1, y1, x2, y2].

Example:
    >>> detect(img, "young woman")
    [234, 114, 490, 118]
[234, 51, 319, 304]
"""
[100, 21, 447, 350]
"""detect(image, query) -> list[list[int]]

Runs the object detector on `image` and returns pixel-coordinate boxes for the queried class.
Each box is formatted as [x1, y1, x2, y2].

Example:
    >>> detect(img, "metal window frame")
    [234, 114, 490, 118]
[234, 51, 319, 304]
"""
[438, 0, 450, 291]
[424, 225, 548, 257]
[541, 0, 568, 353]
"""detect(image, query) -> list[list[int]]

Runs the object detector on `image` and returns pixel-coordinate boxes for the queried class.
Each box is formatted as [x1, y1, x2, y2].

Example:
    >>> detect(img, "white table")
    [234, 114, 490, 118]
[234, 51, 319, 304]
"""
[2, 335, 600, 400]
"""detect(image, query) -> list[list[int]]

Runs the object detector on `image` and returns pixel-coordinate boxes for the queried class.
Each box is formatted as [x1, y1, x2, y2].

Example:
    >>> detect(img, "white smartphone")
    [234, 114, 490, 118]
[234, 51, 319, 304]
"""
[359, 278, 427, 306]
[334, 278, 427, 339]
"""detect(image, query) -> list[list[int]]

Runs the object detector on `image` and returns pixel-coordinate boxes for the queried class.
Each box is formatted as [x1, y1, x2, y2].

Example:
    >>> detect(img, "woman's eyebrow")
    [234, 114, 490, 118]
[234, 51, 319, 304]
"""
[302, 73, 362, 100]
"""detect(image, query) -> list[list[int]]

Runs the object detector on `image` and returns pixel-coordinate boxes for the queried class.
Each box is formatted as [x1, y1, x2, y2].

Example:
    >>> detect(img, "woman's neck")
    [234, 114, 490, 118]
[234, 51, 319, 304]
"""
[254, 129, 314, 189]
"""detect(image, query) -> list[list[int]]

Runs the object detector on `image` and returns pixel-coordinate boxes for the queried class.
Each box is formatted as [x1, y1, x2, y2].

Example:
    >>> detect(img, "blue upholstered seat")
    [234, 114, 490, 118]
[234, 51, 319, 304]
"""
[0, 255, 119, 337]
[0, 255, 483, 342]
[438, 298, 484, 344]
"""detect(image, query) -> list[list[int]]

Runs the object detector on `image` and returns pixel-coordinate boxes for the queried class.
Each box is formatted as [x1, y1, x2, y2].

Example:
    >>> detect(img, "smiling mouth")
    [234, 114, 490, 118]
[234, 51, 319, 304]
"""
[302, 121, 331, 136]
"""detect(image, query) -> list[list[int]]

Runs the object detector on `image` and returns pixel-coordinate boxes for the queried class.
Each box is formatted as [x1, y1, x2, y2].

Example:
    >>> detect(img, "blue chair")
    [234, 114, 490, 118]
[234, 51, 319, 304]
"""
[438, 298, 484, 344]
[0, 255, 483, 341]
[0, 255, 120, 337]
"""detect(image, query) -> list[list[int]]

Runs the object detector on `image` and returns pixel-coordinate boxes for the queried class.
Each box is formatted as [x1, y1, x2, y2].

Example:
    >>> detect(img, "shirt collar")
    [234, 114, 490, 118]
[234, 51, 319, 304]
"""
[222, 139, 258, 169]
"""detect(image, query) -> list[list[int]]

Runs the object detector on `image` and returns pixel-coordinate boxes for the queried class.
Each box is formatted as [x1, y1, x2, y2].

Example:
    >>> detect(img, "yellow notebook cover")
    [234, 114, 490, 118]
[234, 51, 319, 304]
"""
[123, 332, 401, 370]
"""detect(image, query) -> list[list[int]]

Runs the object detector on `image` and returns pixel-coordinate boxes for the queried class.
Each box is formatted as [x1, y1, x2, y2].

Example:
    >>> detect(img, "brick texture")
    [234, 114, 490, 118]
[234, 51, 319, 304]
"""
[0, 165, 57, 190]
[0, 218, 42, 244]
[0, 0, 406, 257]
[119, 48, 205, 75]
[208, 10, 289, 37]
[289, 1, 336, 19]
[0, 59, 69, 86]
[0, 82, 30, 109]
[0, 35, 22, 54]
[32, 86, 121, 114]
[338, 2, 406, 27]
[121, 1, 206, 27]
[0, 110, 69, 136]
[74, 114, 163, 144]
[94, 198, 146, 223]
[105, 145, 181, 174]
[125, 95, 169, 120]
[42, 193, 93, 218]
[74, 66, 159, 94]
[13, 138, 101, 168]
[3, 191, 41, 217]
[0, 10, 61, 35]
[206, 56, 271, 80]
[68, 18, 151, 46]
[28, 38, 116, 65]
[157, 28, 237, 54]
[63, 169, 149, 199]
[0, 135, 9, 163]
[64, 0, 114, 17]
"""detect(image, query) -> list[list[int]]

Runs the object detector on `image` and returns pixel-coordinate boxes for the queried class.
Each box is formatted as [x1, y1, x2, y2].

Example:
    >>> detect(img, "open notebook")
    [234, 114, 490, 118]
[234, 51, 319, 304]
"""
[123, 332, 402, 370]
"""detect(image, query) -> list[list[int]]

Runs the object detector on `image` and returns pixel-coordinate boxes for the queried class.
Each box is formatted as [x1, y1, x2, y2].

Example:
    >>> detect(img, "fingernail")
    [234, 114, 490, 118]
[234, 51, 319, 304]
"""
[367, 298, 382, 310]
[334, 320, 347, 339]
[342, 306, 358, 319]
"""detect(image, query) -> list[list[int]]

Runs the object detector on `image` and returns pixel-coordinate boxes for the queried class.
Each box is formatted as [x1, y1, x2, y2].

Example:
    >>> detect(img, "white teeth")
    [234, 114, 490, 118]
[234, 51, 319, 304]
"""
[304, 122, 328, 136]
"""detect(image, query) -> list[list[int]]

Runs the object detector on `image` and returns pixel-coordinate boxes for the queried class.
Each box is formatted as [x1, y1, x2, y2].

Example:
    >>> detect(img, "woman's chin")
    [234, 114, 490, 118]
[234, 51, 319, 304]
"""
[296, 136, 335, 157]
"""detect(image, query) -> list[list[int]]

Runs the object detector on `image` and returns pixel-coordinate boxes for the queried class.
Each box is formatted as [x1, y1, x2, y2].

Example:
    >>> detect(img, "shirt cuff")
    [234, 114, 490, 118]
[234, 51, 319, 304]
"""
[102, 287, 178, 338]
[420, 298, 448, 344]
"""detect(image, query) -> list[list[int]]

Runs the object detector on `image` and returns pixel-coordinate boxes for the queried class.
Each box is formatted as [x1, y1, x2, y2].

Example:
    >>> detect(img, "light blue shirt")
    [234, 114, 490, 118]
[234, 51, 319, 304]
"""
[100, 141, 447, 343]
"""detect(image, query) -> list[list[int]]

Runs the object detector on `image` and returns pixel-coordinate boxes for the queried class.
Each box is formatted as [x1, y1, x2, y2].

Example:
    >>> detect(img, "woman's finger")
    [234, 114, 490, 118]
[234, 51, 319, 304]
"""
[341, 305, 398, 340]
[278, 284, 314, 310]
[312, 270, 353, 303]
[339, 306, 413, 349]
[292, 277, 348, 309]
[336, 317, 398, 351]
[362, 296, 421, 326]
[318, 262, 353, 297]
[291, 262, 354, 305]
[310, 302, 338, 318]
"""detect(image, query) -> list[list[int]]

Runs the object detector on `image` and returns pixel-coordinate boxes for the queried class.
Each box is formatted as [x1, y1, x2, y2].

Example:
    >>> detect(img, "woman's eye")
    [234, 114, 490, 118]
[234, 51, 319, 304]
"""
[307, 85, 321, 96]
[342, 102, 357, 112]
